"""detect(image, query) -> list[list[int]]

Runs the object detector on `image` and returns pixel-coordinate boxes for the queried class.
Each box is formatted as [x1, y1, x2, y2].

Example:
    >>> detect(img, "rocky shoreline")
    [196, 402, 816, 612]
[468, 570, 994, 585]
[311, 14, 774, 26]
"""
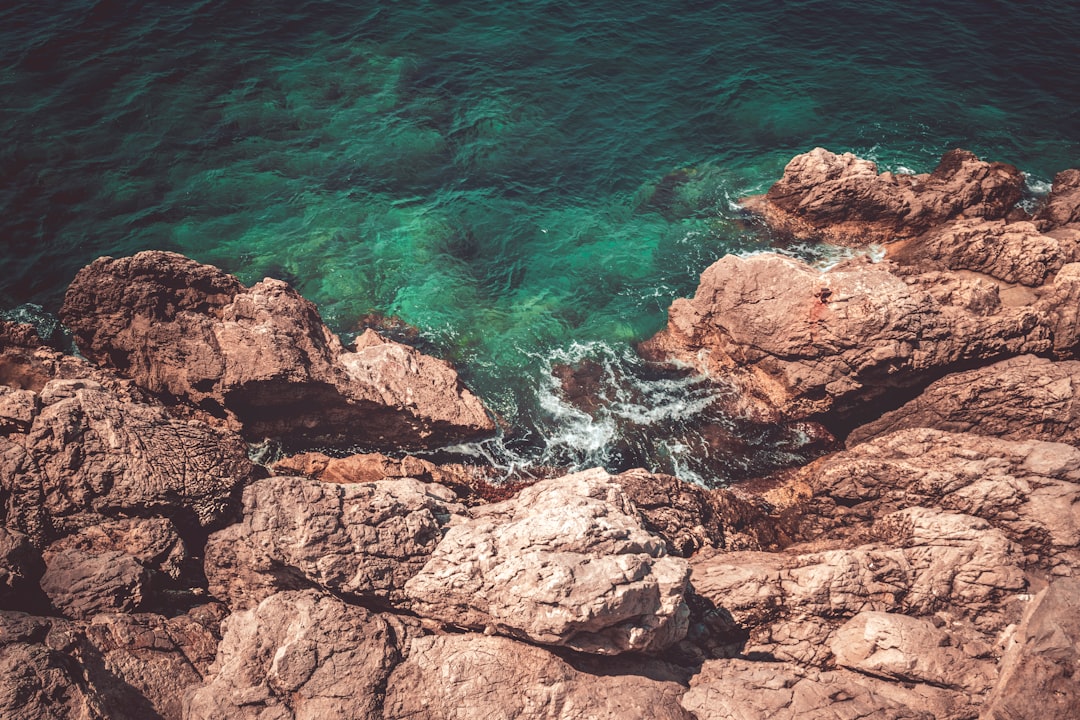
[2, 148, 1078, 719]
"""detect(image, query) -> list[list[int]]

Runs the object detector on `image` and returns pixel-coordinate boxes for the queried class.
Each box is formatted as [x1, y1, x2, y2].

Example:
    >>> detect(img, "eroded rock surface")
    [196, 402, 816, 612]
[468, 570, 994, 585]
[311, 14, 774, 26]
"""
[796, 428, 1080, 574]
[405, 469, 691, 654]
[0, 376, 258, 547]
[982, 578, 1080, 720]
[681, 657, 969, 720]
[640, 253, 1048, 423]
[744, 147, 1025, 246]
[184, 590, 411, 720]
[848, 356, 1080, 445]
[204, 475, 464, 610]
[691, 506, 1026, 666]
[384, 633, 694, 720]
[60, 251, 494, 448]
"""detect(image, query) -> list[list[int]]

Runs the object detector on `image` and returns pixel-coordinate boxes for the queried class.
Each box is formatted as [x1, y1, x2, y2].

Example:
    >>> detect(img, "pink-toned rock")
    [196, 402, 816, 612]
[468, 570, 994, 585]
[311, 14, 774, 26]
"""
[204, 475, 464, 610]
[83, 605, 228, 720]
[40, 548, 149, 619]
[183, 590, 412, 720]
[848, 356, 1080, 446]
[745, 147, 1025, 246]
[892, 218, 1080, 286]
[45, 517, 188, 582]
[1035, 261, 1080, 356]
[404, 469, 691, 655]
[384, 633, 694, 720]
[982, 578, 1080, 720]
[681, 657, 968, 720]
[1034, 168, 1080, 229]
[640, 253, 1048, 423]
[59, 251, 494, 449]
[1, 375, 259, 547]
[830, 611, 995, 693]
[690, 507, 1026, 666]
[795, 428, 1080, 575]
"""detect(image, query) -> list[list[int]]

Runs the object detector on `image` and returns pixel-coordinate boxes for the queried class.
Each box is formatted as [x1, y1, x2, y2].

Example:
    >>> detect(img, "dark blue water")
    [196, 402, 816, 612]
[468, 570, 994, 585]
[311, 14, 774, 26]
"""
[3, 0, 1078, 482]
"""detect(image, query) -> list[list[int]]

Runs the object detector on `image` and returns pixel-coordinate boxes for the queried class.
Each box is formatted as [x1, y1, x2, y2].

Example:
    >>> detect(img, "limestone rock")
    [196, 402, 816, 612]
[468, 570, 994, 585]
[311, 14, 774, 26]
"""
[1034, 168, 1080, 229]
[892, 218, 1079, 286]
[183, 590, 410, 720]
[640, 253, 1048, 423]
[982, 578, 1080, 720]
[798, 428, 1080, 574]
[404, 469, 691, 654]
[40, 548, 149, 619]
[204, 475, 464, 610]
[848, 356, 1080, 446]
[681, 657, 970, 720]
[0, 376, 258, 546]
[690, 507, 1026, 665]
[60, 251, 494, 449]
[831, 611, 995, 693]
[384, 633, 694, 720]
[745, 147, 1025, 246]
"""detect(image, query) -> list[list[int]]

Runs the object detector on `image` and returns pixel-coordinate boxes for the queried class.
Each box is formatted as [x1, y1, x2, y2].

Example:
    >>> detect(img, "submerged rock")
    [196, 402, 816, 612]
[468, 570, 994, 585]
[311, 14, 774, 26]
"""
[60, 251, 495, 449]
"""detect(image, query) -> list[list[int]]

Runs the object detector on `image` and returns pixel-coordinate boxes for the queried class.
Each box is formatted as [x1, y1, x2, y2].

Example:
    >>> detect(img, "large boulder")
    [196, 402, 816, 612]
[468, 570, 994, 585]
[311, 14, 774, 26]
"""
[744, 147, 1025, 246]
[848, 356, 1080, 446]
[384, 633, 694, 720]
[59, 251, 494, 449]
[40, 548, 149, 619]
[1034, 168, 1080, 229]
[639, 253, 1048, 424]
[204, 475, 464, 610]
[404, 469, 691, 655]
[183, 590, 412, 720]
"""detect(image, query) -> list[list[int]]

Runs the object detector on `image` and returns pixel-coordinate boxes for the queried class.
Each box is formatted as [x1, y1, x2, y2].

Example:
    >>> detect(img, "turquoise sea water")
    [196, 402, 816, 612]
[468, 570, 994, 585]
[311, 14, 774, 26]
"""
[3, 1, 1079, 482]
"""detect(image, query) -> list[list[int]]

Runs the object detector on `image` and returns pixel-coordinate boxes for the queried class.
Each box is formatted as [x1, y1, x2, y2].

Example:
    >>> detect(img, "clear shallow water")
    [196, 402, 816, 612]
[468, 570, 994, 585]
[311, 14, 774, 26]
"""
[3, 0, 1079, 483]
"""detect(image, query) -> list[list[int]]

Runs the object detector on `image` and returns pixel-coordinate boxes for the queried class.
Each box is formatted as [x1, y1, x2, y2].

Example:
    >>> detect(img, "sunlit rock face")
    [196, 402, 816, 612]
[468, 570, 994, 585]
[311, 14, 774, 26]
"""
[60, 250, 495, 449]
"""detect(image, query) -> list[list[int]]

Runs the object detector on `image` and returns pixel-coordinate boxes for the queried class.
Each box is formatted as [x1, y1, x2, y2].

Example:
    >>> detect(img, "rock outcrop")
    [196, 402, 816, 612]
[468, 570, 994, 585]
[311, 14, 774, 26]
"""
[59, 251, 494, 449]
[744, 147, 1025, 246]
[184, 590, 412, 720]
[405, 469, 691, 654]
[384, 633, 694, 720]
[640, 252, 1048, 424]
[204, 475, 463, 611]
[848, 355, 1080, 445]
